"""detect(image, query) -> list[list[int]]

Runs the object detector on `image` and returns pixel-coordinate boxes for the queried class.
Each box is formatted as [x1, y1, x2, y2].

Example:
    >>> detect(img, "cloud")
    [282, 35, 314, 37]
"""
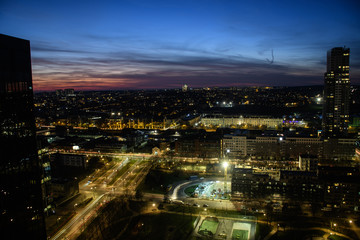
[31, 40, 96, 54]
[30, 36, 360, 92]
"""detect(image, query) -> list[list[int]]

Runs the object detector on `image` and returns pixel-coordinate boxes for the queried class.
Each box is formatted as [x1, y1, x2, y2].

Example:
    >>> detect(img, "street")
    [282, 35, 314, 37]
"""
[48, 153, 152, 240]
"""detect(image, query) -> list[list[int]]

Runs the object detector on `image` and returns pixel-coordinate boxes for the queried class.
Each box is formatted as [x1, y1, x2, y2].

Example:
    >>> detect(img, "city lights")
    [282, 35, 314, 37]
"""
[1, 20, 359, 239]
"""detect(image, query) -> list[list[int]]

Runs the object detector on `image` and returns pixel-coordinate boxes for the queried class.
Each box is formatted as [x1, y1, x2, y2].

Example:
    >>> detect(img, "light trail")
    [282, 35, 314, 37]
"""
[49, 153, 152, 240]
[170, 181, 191, 200]
[50, 193, 106, 240]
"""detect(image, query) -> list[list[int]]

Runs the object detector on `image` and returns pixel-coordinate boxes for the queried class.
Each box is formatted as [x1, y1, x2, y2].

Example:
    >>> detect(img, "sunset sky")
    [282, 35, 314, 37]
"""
[1, 0, 360, 91]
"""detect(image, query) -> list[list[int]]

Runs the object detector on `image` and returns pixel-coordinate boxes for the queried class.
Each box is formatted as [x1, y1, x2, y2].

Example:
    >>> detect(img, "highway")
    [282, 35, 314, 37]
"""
[49, 153, 152, 240]
[51, 193, 107, 240]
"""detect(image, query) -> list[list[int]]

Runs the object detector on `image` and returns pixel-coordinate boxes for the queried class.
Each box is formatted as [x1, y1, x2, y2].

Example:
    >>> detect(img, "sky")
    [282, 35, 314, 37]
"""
[1, 0, 360, 91]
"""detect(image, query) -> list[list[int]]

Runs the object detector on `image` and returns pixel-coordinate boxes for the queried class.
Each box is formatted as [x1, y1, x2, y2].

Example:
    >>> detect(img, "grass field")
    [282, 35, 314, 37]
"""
[198, 219, 219, 236]
[232, 229, 249, 240]
[328, 235, 350, 240]
[139, 169, 189, 194]
[184, 185, 198, 196]
[122, 212, 197, 240]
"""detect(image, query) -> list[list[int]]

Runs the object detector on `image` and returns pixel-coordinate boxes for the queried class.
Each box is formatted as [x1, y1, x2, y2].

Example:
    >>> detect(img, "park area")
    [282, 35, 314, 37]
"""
[119, 212, 197, 240]
[232, 229, 249, 240]
[198, 217, 219, 236]
[232, 222, 251, 240]
[194, 216, 256, 240]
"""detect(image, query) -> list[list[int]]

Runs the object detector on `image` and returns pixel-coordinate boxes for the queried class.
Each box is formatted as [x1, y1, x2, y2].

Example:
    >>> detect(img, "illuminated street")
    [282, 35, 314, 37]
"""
[48, 153, 152, 240]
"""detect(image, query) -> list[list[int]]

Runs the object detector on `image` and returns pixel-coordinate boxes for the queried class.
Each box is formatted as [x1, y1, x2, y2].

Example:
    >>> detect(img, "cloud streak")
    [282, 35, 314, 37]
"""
[31, 44, 331, 91]
[3, 0, 358, 91]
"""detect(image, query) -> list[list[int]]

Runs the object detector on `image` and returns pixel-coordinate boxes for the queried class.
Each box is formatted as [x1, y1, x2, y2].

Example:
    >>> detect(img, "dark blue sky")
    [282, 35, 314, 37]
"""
[1, 0, 360, 91]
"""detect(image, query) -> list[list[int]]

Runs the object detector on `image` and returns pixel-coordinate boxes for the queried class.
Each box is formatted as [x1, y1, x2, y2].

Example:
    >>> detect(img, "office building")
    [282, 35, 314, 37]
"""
[0, 34, 47, 239]
[322, 47, 350, 137]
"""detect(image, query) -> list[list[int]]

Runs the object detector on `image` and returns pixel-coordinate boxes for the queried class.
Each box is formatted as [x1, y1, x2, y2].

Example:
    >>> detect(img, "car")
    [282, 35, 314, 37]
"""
[203, 204, 209, 207]
[163, 197, 171, 203]
[218, 232, 227, 239]
[173, 200, 184, 205]
[193, 203, 200, 207]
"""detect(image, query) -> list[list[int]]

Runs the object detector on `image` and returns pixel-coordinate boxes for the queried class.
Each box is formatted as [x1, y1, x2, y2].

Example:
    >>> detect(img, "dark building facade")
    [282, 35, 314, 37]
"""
[231, 167, 360, 210]
[175, 132, 221, 158]
[0, 34, 47, 239]
[322, 47, 350, 138]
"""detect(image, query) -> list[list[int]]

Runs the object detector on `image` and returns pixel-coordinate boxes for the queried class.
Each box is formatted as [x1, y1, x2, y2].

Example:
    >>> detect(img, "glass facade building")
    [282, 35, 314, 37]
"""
[0, 34, 47, 239]
[322, 47, 350, 138]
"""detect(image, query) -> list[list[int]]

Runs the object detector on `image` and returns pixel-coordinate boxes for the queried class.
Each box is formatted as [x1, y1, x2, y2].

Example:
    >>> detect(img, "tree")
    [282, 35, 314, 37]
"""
[88, 156, 103, 169]
[135, 189, 144, 200]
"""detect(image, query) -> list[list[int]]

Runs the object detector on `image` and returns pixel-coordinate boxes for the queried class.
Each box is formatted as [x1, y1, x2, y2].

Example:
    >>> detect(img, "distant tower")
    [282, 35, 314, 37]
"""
[322, 47, 350, 137]
[64, 88, 75, 96]
[0, 34, 47, 239]
[182, 84, 188, 92]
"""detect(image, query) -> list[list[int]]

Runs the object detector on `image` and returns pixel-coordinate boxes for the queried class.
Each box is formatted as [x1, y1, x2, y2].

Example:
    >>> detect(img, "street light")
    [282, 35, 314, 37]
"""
[223, 162, 229, 194]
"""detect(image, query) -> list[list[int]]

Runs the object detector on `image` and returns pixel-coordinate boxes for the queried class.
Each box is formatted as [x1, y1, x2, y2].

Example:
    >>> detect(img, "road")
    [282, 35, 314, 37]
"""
[49, 153, 152, 240]
[48, 151, 360, 240]
[51, 193, 107, 240]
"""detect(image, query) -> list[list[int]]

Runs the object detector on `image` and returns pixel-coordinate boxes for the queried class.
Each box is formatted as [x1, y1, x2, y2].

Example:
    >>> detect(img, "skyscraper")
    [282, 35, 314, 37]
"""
[0, 34, 47, 239]
[322, 47, 350, 138]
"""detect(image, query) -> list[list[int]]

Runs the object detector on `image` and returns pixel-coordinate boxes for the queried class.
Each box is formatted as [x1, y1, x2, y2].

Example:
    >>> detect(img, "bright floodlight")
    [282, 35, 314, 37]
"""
[223, 162, 229, 168]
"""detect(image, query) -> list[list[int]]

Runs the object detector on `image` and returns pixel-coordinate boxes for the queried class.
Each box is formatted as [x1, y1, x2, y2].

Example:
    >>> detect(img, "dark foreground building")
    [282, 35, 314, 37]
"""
[0, 34, 47, 239]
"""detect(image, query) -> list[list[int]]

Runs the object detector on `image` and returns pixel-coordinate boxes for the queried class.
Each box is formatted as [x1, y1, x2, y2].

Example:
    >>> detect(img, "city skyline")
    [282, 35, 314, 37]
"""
[1, 33, 359, 239]
[1, 0, 360, 91]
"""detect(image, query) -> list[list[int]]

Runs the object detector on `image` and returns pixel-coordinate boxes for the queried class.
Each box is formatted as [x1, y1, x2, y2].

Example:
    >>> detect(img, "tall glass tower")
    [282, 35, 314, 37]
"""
[322, 47, 350, 138]
[0, 34, 47, 239]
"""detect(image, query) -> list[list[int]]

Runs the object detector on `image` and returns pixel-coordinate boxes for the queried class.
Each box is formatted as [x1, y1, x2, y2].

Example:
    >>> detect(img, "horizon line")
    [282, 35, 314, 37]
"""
[33, 84, 334, 93]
